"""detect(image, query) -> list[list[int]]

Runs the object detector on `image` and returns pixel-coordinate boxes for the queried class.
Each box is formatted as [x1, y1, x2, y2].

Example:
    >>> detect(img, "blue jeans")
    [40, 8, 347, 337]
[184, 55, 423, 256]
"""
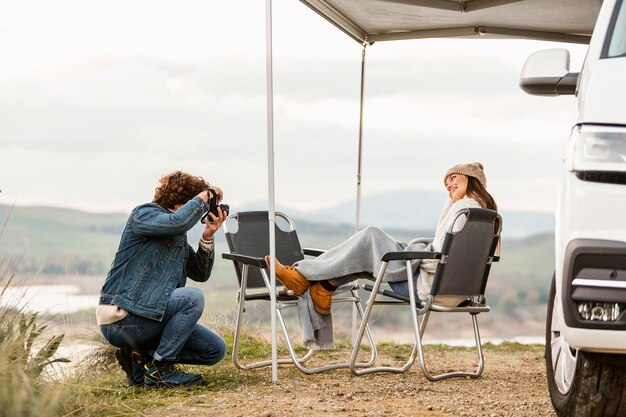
[388, 271, 420, 300]
[100, 287, 226, 365]
[332, 272, 421, 301]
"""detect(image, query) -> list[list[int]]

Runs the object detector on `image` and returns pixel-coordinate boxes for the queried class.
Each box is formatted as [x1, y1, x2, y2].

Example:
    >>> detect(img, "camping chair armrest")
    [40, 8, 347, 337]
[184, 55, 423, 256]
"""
[381, 251, 442, 262]
[302, 248, 326, 257]
[222, 253, 267, 268]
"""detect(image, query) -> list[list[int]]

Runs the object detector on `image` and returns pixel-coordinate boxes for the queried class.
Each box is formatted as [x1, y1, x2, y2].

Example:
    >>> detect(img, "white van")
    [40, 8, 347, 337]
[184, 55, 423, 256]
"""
[520, 0, 626, 415]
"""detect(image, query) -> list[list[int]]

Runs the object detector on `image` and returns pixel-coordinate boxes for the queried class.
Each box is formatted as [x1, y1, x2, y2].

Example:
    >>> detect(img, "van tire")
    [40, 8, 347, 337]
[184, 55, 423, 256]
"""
[546, 274, 626, 417]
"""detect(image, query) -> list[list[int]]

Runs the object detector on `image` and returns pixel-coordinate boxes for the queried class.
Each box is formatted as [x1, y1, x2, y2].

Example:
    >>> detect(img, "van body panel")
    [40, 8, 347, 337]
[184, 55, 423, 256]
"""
[576, 58, 626, 125]
[562, 326, 626, 352]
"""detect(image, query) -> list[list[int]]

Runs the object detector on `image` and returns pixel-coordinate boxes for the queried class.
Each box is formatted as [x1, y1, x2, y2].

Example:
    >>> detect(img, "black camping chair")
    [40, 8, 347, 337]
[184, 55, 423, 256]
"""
[349, 208, 502, 380]
[222, 211, 377, 374]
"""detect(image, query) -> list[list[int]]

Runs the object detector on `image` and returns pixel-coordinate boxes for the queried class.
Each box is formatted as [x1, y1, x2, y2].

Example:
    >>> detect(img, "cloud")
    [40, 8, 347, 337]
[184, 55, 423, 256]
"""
[0, 0, 586, 215]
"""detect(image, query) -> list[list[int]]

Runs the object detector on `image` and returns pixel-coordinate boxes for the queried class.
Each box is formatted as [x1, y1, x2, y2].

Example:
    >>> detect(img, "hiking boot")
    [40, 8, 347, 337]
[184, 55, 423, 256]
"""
[115, 347, 147, 387]
[310, 281, 335, 315]
[144, 361, 205, 388]
[265, 256, 310, 296]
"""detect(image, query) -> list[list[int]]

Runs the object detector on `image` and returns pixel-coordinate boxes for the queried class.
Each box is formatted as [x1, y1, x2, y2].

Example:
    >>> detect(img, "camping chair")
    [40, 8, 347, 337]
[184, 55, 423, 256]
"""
[222, 211, 377, 374]
[349, 208, 501, 380]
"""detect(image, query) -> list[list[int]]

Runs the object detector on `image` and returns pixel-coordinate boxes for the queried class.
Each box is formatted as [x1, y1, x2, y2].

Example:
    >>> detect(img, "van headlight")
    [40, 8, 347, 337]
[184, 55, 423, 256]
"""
[568, 126, 626, 183]
[577, 302, 623, 322]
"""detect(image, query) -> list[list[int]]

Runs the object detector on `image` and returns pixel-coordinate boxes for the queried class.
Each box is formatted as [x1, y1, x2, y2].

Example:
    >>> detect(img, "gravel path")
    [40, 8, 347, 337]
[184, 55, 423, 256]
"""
[153, 344, 556, 417]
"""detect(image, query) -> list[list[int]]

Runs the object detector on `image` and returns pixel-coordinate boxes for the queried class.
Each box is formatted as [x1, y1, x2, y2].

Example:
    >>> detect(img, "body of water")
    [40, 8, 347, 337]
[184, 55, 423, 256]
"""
[0, 284, 545, 347]
[0, 284, 99, 314]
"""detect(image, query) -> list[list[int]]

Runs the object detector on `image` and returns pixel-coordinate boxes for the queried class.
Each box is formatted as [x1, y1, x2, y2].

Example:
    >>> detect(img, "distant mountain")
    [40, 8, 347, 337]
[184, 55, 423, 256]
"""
[236, 189, 554, 238]
[0, 203, 557, 324]
[1, 195, 552, 276]
[0, 204, 128, 274]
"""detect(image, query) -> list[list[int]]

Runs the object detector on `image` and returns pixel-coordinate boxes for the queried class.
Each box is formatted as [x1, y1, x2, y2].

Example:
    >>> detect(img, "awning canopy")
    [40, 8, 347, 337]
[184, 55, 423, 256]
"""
[299, 0, 603, 44]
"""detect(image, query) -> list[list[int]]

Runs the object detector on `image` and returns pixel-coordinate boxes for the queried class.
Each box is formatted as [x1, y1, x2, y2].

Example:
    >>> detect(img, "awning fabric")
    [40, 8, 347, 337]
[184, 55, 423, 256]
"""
[300, 0, 603, 44]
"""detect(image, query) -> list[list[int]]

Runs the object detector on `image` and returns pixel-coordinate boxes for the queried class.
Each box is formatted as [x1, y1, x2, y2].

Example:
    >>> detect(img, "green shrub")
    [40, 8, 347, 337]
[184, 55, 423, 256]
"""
[0, 286, 76, 417]
[0, 210, 75, 417]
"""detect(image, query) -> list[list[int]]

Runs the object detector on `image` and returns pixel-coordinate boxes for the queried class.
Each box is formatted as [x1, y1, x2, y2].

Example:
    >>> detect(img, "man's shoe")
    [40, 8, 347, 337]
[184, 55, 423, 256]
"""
[310, 281, 334, 315]
[115, 347, 146, 387]
[144, 362, 205, 388]
[265, 256, 310, 296]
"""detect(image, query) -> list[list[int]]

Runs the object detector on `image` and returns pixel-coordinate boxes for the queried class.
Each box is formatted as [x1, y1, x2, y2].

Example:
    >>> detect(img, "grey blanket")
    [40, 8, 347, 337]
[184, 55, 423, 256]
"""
[297, 287, 331, 349]
[294, 227, 432, 349]
[294, 226, 432, 283]
[297, 284, 355, 350]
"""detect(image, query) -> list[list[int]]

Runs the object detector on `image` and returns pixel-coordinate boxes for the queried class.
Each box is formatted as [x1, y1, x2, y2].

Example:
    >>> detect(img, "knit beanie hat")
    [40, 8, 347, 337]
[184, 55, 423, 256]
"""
[444, 162, 487, 189]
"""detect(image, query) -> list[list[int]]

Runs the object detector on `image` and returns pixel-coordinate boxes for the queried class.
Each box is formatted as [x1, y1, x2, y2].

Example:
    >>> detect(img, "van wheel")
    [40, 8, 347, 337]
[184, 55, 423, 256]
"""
[545, 273, 626, 416]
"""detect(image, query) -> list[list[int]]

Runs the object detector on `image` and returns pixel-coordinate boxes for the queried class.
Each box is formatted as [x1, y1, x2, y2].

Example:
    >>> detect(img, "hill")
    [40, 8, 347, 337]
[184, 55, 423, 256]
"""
[0, 204, 127, 274]
[0, 202, 554, 336]
[240, 189, 554, 238]
[0, 201, 552, 276]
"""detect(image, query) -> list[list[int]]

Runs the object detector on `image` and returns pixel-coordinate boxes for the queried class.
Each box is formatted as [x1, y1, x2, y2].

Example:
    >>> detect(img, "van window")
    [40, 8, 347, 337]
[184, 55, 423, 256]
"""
[608, 0, 626, 57]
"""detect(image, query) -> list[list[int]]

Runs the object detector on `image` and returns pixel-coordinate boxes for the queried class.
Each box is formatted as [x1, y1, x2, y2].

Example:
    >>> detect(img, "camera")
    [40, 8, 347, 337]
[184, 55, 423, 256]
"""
[201, 188, 229, 223]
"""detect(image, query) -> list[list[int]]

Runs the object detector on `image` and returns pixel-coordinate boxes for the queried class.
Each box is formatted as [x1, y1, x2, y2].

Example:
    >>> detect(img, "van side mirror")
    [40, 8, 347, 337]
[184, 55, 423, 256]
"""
[519, 49, 579, 96]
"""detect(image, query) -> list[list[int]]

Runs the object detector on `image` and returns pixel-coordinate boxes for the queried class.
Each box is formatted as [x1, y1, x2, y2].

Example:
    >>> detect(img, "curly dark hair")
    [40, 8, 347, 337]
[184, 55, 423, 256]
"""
[152, 171, 209, 210]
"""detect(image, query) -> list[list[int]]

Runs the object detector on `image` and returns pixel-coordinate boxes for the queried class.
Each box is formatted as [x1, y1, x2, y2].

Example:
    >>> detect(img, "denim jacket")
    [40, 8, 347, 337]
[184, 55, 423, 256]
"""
[99, 196, 214, 321]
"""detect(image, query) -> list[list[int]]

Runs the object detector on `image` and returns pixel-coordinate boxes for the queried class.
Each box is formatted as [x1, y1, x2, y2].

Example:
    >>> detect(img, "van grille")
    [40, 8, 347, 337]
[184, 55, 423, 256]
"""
[575, 171, 626, 185]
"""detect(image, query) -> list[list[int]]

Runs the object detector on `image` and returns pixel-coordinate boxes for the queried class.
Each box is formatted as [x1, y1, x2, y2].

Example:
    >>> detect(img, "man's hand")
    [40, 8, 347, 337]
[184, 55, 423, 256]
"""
[198, 189, 210, 203]
[211, 186, 224, 203]
[197, 185, 223, 204]
[198, 184, 226, 240]
[202, 205, 227, 239]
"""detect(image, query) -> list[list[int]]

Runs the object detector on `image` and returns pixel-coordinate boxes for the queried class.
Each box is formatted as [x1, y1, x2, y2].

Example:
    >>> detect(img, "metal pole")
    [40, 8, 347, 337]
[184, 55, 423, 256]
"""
[353, 41, 368, 344]
[265, 0, 278, 384]
[355, 41, 368, 232]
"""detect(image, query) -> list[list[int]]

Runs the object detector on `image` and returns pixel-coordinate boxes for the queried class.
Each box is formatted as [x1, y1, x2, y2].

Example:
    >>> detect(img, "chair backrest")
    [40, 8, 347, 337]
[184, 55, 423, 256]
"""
[429, 208, 502, 298]
[224, 211, 304, 289]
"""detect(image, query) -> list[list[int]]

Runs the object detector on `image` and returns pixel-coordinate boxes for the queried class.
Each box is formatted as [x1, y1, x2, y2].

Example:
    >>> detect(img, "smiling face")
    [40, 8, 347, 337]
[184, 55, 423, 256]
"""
[445, 173, 469, 202]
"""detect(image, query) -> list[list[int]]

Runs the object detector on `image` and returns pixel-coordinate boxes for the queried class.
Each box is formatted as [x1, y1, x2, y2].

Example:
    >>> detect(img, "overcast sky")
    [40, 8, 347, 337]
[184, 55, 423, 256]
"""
[0, 0, 589, 217]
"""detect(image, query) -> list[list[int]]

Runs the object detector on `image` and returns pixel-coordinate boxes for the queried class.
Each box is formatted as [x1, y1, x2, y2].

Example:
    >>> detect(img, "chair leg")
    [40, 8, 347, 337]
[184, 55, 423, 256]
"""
[280, 288, 378, 375]
[351, 260, 487, 379]
[351, 288, 378, 369]
[351, 261, 426, 375]
[231, 270, 251, 369]
[232, 265, 314, 370]
[416, 313, 486, 381]
[232, 299, 316, 370]
[233, 266, 377, 374]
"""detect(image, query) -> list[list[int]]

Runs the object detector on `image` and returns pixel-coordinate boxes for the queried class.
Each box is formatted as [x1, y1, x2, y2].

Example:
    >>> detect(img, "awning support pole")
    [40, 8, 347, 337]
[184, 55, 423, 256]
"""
[353, 40, 368, 345]
[355, 40, 368, 233]
[265, 0, 278, 384]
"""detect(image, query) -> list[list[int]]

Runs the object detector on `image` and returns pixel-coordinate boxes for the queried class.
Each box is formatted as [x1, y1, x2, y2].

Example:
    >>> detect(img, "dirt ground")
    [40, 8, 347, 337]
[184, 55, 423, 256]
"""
[152, 344, 556, 417]
[16, 275, 553, 416]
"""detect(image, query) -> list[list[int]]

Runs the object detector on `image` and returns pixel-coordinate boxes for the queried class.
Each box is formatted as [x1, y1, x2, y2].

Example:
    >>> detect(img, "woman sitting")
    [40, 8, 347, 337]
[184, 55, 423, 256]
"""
[267, 162, 497, 315]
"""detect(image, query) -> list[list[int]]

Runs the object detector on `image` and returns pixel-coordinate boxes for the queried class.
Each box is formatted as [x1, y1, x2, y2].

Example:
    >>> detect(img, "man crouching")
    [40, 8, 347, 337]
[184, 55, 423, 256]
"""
[97, 171, 227, 388]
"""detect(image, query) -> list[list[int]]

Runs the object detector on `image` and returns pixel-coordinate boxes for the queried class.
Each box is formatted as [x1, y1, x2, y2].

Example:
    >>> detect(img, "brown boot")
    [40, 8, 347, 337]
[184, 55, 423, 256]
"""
[265, 256, 310, 296]
[310, 281, 336, 315]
